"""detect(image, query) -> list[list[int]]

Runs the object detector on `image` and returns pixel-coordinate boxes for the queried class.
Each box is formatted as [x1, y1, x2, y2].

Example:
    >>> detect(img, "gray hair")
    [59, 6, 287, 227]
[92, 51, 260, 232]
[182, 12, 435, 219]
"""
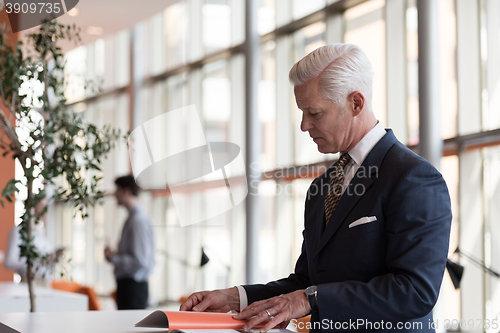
[289, 43, 373, 110]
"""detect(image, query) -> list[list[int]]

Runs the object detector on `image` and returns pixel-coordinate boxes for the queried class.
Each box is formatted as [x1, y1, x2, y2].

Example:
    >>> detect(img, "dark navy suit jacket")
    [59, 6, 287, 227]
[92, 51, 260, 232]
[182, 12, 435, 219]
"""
[244, 130, 452, 332]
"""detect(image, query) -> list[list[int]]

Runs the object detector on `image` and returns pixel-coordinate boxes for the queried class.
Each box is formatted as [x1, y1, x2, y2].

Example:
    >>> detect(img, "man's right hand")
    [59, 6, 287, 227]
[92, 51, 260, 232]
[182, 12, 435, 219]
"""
[104, 246, 113, 262]
[180, 287, 240, 313]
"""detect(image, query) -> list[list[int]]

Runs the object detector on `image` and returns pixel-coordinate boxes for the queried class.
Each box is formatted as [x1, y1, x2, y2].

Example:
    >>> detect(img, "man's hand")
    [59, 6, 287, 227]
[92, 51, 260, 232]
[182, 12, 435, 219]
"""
[104, 247, 113, 262]
[48, 247, 65, 262]
[55, 247, 65, 259]
[233, 290, 311, 332]
[180, 287, 240, 313]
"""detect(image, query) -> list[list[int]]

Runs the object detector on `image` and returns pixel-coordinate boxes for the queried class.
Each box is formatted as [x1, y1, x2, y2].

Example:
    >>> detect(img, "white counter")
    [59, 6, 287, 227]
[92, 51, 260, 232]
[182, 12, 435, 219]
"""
[0, 310, 156, 333]
[0, 310, 295, 333]
[0, 282, 88, 313]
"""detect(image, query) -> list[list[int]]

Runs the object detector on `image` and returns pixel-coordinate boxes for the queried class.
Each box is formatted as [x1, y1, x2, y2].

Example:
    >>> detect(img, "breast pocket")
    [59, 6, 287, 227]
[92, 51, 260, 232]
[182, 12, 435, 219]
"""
[343, 217, 384, 238]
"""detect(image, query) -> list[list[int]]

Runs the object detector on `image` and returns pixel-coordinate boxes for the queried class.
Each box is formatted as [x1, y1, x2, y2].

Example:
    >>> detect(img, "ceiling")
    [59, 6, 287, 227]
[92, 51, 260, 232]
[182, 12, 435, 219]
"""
[12, 0, 180, 53]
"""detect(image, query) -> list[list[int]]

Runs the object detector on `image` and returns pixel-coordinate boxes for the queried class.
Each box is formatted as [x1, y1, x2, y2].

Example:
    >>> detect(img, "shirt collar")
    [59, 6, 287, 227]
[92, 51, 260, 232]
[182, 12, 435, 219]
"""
[348, 122, 386, 166]
[129, 204, 140, 215]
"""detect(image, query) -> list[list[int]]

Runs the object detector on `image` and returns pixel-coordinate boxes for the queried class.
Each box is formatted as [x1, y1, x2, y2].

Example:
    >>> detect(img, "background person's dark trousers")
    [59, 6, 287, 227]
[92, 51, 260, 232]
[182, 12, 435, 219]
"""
[116, 277, 149, 309]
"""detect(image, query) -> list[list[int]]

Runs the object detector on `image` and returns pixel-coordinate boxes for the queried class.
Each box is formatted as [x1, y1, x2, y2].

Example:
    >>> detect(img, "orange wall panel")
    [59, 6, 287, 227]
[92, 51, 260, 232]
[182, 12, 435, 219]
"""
[0, 9, 18, 282]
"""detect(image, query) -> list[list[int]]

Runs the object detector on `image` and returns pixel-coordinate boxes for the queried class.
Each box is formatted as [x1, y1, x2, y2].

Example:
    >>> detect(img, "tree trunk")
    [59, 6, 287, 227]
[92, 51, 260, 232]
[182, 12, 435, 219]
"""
[26, 176, 36, 312]
[27, 257, 35, 312]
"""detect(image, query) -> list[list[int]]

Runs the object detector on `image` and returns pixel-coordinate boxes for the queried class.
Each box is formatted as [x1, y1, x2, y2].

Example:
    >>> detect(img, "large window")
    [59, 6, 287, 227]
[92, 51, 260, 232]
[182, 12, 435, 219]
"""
[293, 21, 327, 166]
[56, 0, 500, 320]
[345, 0, 386, 126]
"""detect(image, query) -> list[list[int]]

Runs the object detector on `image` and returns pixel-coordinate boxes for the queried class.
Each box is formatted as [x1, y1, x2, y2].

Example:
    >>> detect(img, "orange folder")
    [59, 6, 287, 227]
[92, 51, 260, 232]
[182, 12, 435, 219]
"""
[136, 311, 266, 330]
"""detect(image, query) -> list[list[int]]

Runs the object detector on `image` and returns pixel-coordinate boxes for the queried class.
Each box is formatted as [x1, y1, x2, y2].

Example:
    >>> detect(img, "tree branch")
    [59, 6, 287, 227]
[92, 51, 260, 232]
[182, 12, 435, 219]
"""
[42, 60, 51, 118]
[0, 77, 23, 154]
[0, 106, 22, 153]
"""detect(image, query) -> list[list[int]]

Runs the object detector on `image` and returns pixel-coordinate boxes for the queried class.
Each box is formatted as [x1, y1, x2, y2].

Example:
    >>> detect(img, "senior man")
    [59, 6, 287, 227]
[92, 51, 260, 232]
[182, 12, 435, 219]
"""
[181, 43, 452, 333]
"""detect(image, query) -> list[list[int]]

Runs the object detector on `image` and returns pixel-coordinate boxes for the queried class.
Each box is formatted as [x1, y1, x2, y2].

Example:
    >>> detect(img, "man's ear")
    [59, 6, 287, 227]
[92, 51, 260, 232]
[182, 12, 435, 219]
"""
[348, 91, 365, 115]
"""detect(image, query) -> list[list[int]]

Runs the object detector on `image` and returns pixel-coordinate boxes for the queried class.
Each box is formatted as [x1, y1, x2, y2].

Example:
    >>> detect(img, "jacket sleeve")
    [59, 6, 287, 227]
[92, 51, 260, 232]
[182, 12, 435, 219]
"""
[317, 162, 452, 325]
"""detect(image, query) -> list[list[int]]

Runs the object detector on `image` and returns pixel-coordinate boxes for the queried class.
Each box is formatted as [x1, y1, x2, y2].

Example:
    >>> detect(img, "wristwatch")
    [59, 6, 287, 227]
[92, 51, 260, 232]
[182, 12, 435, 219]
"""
[305, 285, 318, 310]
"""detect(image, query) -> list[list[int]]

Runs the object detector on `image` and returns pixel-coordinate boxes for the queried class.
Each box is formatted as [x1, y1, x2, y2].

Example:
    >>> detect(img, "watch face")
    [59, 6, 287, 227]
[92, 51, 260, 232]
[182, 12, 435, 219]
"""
[305, 286, 318, 310]
[306, 286, 317, 295]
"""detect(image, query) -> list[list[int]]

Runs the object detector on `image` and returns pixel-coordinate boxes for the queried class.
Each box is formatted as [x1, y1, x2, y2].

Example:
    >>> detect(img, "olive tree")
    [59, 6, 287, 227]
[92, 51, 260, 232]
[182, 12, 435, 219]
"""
[0, 18, 121, 311]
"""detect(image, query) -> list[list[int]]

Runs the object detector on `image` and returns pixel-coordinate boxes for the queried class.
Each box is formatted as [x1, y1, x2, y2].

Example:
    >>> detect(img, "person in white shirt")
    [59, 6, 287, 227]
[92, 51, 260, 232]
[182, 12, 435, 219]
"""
[105, 175, 155, 310]
[4, 199, 63, 283]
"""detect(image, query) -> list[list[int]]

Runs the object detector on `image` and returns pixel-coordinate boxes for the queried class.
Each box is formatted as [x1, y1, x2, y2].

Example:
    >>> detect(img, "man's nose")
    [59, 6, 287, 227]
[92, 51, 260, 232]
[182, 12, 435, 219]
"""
[300, 114, 312, 132]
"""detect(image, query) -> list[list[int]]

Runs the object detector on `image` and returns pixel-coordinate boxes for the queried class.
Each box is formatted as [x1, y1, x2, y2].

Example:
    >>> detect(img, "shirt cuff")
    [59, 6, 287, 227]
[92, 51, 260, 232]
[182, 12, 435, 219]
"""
[236, 285, 248, 311]
[108, 254, 118, 265]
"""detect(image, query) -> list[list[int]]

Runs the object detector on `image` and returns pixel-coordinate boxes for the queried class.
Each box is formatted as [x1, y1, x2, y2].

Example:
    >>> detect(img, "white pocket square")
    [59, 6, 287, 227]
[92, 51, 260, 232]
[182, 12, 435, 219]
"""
[349, 216, 377, 228]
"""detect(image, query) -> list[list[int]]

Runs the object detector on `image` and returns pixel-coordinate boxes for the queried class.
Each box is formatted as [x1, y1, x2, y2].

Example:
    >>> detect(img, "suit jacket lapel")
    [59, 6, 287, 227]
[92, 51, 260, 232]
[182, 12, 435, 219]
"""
[313, 129, 398, 258]
[307, 171, 329, 242]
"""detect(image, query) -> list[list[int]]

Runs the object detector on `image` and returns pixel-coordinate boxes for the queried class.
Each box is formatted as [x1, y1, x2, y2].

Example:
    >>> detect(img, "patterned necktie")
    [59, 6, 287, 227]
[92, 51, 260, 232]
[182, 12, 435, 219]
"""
[324, 153, 352, 226]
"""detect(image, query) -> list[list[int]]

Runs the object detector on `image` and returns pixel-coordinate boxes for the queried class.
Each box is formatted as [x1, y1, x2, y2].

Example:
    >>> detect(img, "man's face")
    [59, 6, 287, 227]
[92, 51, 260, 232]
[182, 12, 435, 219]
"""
[114, 186, 126, 206]
[295, 77, 353, 154]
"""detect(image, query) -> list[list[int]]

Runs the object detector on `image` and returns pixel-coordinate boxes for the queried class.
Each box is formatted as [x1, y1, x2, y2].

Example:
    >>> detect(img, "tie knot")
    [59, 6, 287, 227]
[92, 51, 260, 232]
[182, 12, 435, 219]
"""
[337, 153, 351, 168]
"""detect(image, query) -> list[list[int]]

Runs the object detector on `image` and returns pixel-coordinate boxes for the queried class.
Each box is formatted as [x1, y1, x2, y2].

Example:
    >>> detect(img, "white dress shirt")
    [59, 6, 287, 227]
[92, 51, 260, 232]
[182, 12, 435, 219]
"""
[237, 122, 386, 311]
[109, 205, 156, 282]
[340, 122, 386, 194]
[5, 224, 53, 279]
